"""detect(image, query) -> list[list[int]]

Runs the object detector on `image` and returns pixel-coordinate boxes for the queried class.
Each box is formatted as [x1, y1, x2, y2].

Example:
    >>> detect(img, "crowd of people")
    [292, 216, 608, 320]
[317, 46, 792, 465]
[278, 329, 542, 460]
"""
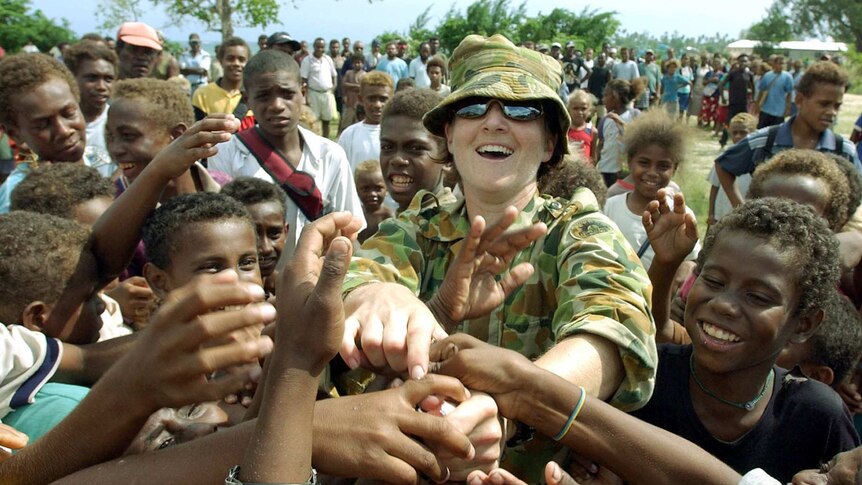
[1, 18, 862, 485]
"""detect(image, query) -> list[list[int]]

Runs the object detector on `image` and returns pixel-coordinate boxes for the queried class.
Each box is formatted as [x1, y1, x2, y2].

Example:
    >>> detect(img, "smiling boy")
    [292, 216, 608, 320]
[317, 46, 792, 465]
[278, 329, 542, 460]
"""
[337, 71, 393, 171]
[192, 37, 251, 121]
[715, 61, 860, 208]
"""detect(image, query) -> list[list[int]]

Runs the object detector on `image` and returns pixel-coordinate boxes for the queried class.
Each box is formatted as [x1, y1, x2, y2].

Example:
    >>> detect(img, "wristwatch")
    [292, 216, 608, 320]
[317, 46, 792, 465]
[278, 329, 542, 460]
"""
[225, 466, 318, 485]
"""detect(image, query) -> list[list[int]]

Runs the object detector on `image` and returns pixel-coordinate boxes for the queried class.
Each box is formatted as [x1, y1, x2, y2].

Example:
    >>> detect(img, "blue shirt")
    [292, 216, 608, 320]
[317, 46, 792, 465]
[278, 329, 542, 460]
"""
[375, 57, 408, 85]
[757, 71, 794, 117]
[0, 162, 32, 214]
[716, 117, 862, 177]
[661, 73, 689, 103]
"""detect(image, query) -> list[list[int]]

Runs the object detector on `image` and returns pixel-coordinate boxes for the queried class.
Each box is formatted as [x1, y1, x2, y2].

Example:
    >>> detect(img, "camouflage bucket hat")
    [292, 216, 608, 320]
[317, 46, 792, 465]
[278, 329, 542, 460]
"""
[423, 34, 571, 153]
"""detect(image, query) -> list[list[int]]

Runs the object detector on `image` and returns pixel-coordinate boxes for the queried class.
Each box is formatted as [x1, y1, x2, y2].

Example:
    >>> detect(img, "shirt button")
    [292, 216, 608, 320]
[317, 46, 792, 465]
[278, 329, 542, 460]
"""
[549, 201, 562, 210]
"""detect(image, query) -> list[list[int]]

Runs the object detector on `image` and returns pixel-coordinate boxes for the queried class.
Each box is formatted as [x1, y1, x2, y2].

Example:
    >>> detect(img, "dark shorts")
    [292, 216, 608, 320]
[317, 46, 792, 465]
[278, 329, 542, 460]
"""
[758, 112, 785, 129]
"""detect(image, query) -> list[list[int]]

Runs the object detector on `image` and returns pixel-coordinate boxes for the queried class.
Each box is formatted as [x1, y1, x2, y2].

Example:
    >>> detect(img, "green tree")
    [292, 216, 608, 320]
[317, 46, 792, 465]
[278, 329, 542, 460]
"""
[516, 7, 619, 51]
[0, 0, 76, 52]
[95, 0, 147, 33]
[158, 0, 279, 41]
[778, 0, 862, 51]
[435, 0, 526, 53]
[745, 2, 793, 44]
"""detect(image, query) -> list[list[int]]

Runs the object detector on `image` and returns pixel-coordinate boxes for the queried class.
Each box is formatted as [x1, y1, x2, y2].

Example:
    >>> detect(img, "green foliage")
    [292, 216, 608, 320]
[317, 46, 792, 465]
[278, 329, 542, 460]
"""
[436, 0, 526, 53]
[778, 0, 862, 51]
[516, 7, 619, 51]
[95, 0, 146, 33]
[745, 2, 793, 44]
[0, 0, 76, 53]
[613, 29, 733, 57]
[159, 0, 279, 40]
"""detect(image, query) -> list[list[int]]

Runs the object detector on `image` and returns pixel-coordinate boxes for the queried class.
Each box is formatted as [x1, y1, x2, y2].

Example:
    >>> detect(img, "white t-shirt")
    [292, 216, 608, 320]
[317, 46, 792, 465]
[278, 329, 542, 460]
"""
[612, 60, 640, 81]
[179, 49, 212, 86]
[97, 293, 133, 342]
[300, 54, 337, 92]
[208, 126, 366, 260]
[0, 325, 62, 421]
[409, 57, 431, 88]
[85, 108, 116, 178]
[597, 108, 639, 174]
[603, 192, 700, 270]
[707, 167, 751, 222]
[337, 122, 380, 172]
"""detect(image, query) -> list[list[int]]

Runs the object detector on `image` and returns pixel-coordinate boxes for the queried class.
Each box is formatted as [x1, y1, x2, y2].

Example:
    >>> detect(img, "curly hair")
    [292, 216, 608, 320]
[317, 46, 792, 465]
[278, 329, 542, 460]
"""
[63, 40, 118, 76]
[0, 211, 90, 324]
[797, 61, 849, 96]
[0, 53, 80, 127]
[112, 78, 194, 132]
[354, 159, 382, 178]
[221, 177, 287, 214]
[697, 198, 840, 315]
[11, 164, 114, 219]
[426, 55, 447, 75]
[243, 49, 300, 92]
[360, 71, 394, 92]
[748, 149, 850, 231]
[604, 78, 645, 106]
[827, 153, 862, 221]
[622, 109, 689, 164]
[807, 291, 862, 385]
[729, 112, 756, 132]
[538, 154, 607, 207]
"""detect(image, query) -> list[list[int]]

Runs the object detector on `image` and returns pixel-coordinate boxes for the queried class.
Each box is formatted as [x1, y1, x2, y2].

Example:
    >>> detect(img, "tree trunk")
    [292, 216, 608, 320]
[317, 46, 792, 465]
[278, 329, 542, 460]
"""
[217, 0, 233, 42]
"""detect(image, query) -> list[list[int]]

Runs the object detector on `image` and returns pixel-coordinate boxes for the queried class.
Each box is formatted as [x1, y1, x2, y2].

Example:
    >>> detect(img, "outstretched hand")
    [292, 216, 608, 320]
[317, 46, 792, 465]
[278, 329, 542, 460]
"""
[467, 462, 581, 485]
[0, 424, 27, 462]
[643, 189, 698, 266]
[428, 206, 546, 331]
[148, 114, 240, 182]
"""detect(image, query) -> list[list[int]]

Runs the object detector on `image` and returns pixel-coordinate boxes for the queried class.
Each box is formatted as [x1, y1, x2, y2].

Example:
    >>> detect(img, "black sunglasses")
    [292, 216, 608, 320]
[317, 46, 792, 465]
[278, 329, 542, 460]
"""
[453, 99, 544, 122]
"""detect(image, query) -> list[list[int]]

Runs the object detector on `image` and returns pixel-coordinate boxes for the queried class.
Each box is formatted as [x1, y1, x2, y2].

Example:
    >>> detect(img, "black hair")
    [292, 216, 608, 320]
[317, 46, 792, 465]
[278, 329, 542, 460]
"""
[807, 291, 862, 385]
[11, 164, 114, 218]
[243, 49, 300, 92]
[221, 177, 287, 213]
[142, 192, 253, 269]
[218, 36, 250, 60]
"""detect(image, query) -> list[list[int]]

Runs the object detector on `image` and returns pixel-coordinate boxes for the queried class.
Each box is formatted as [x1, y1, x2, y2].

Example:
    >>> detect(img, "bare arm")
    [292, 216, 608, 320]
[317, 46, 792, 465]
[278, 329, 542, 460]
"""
[52, 334, 136, 386]
[534, 335, 623, 400]
[714, 161, 743, 208]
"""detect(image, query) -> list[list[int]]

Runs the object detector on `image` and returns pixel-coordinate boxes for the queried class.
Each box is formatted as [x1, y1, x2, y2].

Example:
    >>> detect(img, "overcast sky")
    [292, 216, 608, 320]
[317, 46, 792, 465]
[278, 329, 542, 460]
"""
[32, 0, 775, 45]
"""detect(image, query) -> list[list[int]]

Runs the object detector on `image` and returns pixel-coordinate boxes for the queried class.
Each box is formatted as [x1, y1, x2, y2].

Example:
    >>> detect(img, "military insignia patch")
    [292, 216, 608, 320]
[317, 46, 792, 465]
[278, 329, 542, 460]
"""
[570, 218, 613, 239]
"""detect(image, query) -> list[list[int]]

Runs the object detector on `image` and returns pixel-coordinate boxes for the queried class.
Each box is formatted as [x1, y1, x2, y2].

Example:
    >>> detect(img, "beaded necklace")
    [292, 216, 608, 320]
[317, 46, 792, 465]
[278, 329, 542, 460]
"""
[689, 354, 774, 411]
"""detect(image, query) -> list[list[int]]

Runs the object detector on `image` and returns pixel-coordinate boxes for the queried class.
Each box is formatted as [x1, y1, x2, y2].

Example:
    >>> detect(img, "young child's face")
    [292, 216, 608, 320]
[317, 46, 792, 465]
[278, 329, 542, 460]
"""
[220, 45, 250, 85]
[355, 169, 387, 212]
[74, 58, 115, 115]
[359, 85, 392, 125]
[796, 82, 843, 134]
[245, 201, 286, 279]
[73, 196, 114, 227]
[245, 70, 303, 139]
[567, 97, 590, 126]
[126, 402, 229, 454]
[603, 90, 620, 111]
[353, 59, 364, 72]
[7, 77, 86, 163]
[757, 174, 830, 220]
[148, 218, 262, 296]
[106, 98, 173, 184]
[628, 144, 676, 201]
[685, 231, 806, 376]
[380, 115, 443, 211]
[729, 123, 752, 144]
[427, 66, 443, 86]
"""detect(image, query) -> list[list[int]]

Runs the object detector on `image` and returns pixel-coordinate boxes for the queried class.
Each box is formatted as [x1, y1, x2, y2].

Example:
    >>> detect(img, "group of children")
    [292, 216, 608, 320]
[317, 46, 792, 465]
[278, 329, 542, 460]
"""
[1, 30, 862, 485]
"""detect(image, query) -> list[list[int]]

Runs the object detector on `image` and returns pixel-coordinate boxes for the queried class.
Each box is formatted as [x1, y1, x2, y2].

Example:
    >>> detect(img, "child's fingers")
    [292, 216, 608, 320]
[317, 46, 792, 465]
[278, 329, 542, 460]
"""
[305, 236, 353, 310]
[399, 408, 475, 461]
[0, 424, 28, 449]
[181, 302, 277, 350]
[684, 212, 699, 241]
[187, 365, 264, 404]
[181, 130, 234, 149]
[545, 461, 580, 485]
[186, 336, 274, 378]
[456, 216, 486, 266]
[498, 263, 534, 297]
[403, 374, 471, 408]
[157, 280, 264, 330]
[476, 207, 517, 255]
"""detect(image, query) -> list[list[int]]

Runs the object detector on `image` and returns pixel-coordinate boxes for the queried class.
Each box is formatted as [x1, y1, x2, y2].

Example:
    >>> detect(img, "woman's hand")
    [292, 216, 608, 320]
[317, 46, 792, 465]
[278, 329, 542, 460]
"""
[467, 462, 580, 485]
[643, 189, 698, 266]
[427, 206, 546, 331]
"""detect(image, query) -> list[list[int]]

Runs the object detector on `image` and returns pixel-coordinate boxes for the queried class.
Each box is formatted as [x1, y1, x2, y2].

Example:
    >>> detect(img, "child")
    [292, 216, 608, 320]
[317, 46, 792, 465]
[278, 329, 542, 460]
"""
[63, 40, 118, 178]
[191, 37, 251, 121]
[338, 53, 367, 133]
[0, 54, 88, 213]
[640, 195, 859, 483]
[777, 290, 862, 388]
[221, 177, 289, 297]
[716, 61, 859, 209]
[538, 154, 608, 207]
[395, 77, 415, 91]
[707, 112, 757, 225]
[208, 49, 365, 262]
[659, 59, 691, 119]
[337, 71, 393, 170]
[378, 88, 451, 213]
[602, 110, 697, 270]
[353, 159, 394, 243]
[426, 55, 450, 96]
[566, 90, 595, 160]
[594, 79, 644, 187]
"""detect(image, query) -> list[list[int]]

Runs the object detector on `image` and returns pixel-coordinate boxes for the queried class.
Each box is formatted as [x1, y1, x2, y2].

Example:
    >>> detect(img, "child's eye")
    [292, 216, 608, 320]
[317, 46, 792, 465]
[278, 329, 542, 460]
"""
[197, 263, 222, 274]
[157, 436, 176, 450]
[267, 229, 284, 240]
[380, 143, 393, 152]
[746, 292, 773, 306]
[240, 257, 258, 270]
[701, 276, 723, 288]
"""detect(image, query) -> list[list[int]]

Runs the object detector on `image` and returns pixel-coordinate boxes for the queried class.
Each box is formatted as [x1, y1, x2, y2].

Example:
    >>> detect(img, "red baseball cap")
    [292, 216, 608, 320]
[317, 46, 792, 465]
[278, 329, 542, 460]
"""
[117, 22, 162, 51]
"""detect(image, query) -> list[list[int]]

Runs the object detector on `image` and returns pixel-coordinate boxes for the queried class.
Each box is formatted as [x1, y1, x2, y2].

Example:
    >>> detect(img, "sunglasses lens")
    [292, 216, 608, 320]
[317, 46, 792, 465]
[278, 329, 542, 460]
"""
[504, 105, 543, 120]
[455, 103, 489, 119]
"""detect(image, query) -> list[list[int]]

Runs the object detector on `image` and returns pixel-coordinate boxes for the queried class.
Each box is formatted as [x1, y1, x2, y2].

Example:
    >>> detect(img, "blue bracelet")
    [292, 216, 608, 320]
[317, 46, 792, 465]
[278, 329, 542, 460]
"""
[553, 386, 586, 441]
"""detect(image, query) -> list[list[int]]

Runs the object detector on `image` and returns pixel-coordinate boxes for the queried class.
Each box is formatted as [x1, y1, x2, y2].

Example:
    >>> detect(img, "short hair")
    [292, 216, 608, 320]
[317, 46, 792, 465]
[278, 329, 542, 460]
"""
[80, 33, 104, 43]
[142, 192, 253, 269]
[218, 37, 250, 60]
[604, 78, 644, 106]
[426, 55, 447, 75]
[748, 149, 851, 231]
[112, 78, 194, 132]
[797, 61, 849, 96]
[63, 40, 118, 75]
[360, 71, 393, 93]
[665, 59, 679, 70]
[568, 89, 596, 108]
[828, 153, 862, 220]
[538, 154, 607, 207]
[351, 53, 365, 64]
[0, 54, 79, 127]
[383, 87, 442, 123]
[0, 211, 90, 324]
[623, 110, 689, 164]
[221, 177, 287, 214]
[11, 164, 114, 218]
[728, 112, 756, 131]
[698, 198, 840, 315]
[354, 159, 382, 180]
[807, 291, 862, 384]
[395, 77, 415, 91]
[243, 49, 300, 92]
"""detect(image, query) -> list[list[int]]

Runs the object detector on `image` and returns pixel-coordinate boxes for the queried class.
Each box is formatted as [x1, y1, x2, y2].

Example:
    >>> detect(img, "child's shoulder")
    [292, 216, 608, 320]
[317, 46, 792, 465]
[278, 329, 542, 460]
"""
[774, 369, 849, 418]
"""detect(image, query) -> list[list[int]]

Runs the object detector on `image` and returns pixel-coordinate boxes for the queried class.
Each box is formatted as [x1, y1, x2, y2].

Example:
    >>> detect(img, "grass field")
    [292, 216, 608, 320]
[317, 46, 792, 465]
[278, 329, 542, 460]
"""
[673, 94, 862, 236]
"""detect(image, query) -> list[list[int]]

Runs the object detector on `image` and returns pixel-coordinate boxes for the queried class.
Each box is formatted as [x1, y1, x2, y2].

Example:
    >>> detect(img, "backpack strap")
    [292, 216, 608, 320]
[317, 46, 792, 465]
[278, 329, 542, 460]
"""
[834, 133, 845, 156]
[760, 124, 781, 163]
[236, 127, 324, 221]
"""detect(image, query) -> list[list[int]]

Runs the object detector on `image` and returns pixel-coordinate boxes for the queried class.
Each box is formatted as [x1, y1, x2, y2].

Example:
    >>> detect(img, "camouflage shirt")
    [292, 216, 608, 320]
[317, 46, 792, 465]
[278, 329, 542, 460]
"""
[344, 188, 657, 409]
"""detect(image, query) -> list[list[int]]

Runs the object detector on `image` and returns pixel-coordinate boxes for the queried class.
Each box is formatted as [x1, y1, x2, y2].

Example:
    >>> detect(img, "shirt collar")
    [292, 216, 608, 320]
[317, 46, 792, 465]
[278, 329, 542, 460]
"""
[778, 117, 839, 150]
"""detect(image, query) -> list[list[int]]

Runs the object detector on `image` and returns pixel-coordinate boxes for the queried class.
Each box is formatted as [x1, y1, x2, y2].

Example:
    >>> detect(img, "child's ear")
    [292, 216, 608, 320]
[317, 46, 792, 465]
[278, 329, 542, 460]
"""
[801, 363, 834, 387]
[170, 123, 188, 140]
[21, 301, 50, 332]
[143, 262, 169, 300]
[790, 308, 824, 344]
